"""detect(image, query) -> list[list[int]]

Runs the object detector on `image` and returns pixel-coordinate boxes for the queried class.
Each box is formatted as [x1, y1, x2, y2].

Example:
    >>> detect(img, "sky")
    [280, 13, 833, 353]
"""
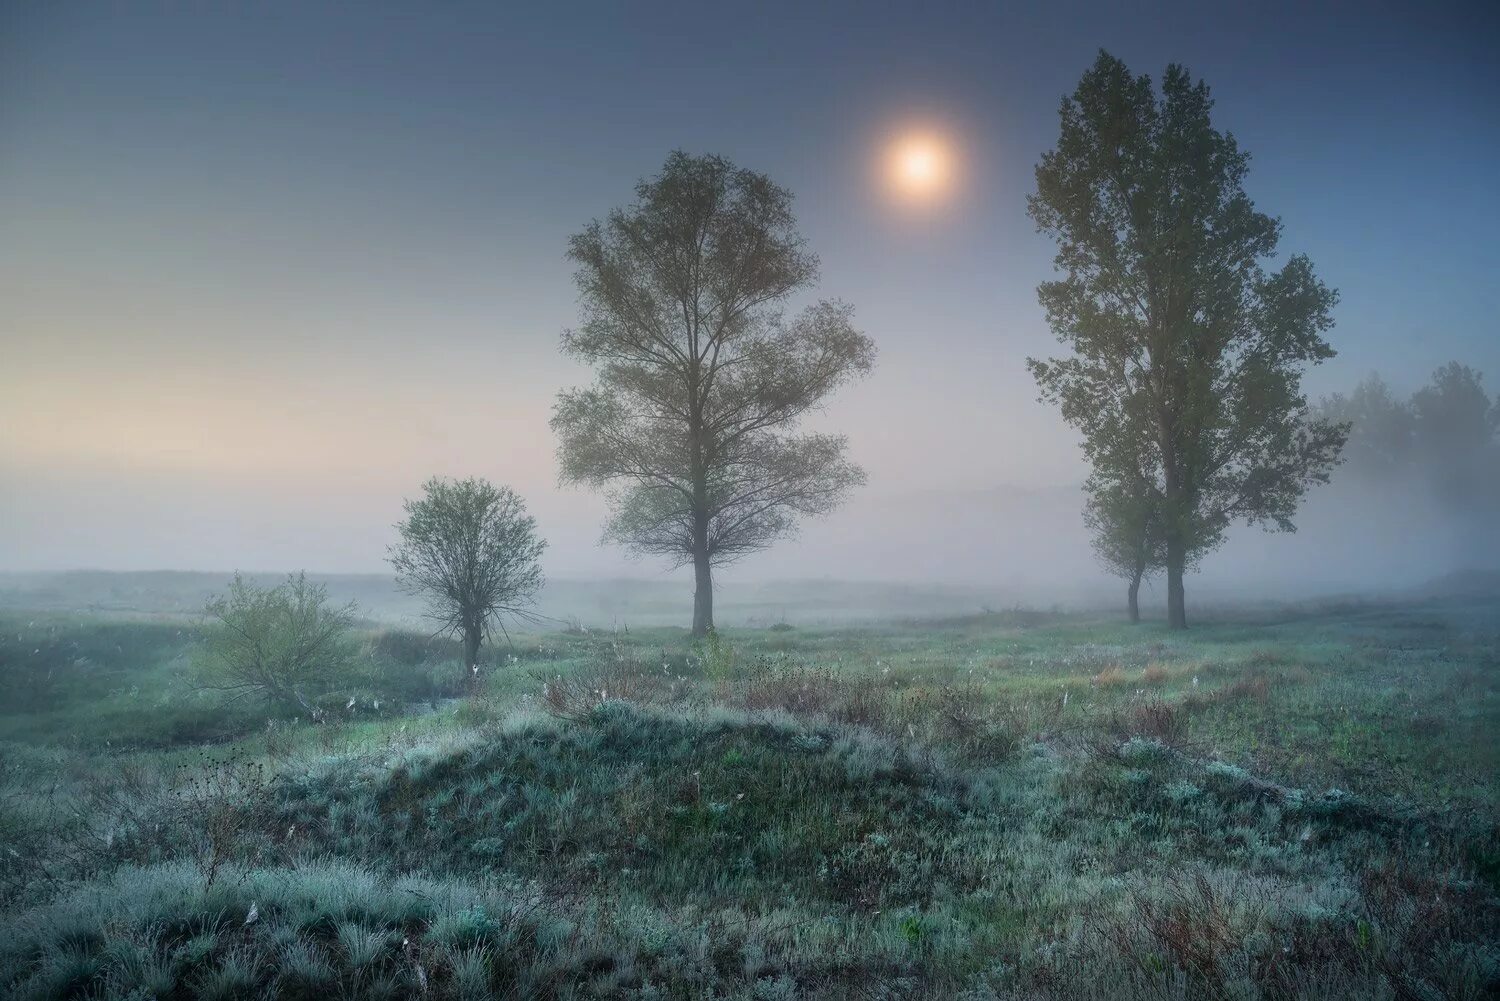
[2, 0, 1497, 590]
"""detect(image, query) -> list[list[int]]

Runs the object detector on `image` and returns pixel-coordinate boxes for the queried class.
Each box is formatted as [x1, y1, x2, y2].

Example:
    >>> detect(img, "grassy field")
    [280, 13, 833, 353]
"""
[0, 592, 1497, 999]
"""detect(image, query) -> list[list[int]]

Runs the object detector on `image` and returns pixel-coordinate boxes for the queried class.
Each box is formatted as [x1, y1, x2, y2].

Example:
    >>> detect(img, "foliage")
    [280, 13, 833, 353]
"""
[0, 616, 233, 747]
[1318, 363, 1500, 508]
[389, 477, 546, 668]
[1027, 51, 1347, 628]
[693, 626, 739, 683]
[538, 638, 687, 722]
[1414, 362, 1498, 455]
[1410, 362, 1499, 510]
[0, 616, 507, 751]
[1315, 372, 1416, 478]
[552, 151, 876, 635]
[198, 573, 357, 715]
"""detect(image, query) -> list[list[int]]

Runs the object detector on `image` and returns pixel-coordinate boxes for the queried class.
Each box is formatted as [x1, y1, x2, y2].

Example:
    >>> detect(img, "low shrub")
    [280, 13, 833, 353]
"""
[538, 641, 685, 721]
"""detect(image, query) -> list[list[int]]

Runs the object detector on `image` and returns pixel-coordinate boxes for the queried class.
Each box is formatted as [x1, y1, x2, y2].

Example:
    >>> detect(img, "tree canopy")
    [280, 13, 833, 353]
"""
[1316, 374, 1415, 478]
[388, 478, 546, 670]
[198, 572, 356, 716]
[552, 151, 875, 635]
[1028, 51, 1347, 627]
[1319, 363, 1499, 514]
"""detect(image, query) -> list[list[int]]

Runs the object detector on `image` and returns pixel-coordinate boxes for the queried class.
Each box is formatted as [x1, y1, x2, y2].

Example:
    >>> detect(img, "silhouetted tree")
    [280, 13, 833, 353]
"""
[1412, 363, 1499, 509]
[1316, 363, 1500, 546]
[1315, 374, 1414, 479]
[1414, 362, 1495, 454]
[1028, 52, 1347, 628]
[552, 152, 875, 636]
[388, 478, 545, 671]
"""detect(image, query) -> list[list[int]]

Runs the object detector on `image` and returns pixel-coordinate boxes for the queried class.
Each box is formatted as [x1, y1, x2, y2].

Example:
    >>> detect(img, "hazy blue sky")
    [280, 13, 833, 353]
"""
[2, 0, 1497, 584]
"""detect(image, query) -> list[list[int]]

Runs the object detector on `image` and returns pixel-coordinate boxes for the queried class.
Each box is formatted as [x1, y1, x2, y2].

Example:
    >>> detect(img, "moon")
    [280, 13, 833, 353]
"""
[884, 131, 955, 204]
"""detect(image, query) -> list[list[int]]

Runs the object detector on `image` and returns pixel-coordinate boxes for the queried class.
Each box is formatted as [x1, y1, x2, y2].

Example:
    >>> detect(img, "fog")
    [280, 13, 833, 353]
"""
[2, 1, 1497, 617]
[3, 340, 1498, 614]
[5, 8, 1500, 996]
[4, 451, 1497, 624]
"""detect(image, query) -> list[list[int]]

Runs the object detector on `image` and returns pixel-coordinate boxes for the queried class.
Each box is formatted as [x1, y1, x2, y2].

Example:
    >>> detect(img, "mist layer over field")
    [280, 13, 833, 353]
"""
[3, 4, 1499, 998]
[5, 466, 1496, 627]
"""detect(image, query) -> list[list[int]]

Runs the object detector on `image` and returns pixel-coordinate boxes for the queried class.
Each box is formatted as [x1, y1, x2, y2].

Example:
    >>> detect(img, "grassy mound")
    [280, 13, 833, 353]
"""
[276, 702, 976, 909]
[0, 706, 992, 999]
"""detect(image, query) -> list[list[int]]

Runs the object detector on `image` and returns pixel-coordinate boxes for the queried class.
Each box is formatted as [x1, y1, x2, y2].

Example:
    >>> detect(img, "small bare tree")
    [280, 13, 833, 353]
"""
[388, 477, 546, 672]
[199, 572, 356, 715]
[174, 751, 270, 894]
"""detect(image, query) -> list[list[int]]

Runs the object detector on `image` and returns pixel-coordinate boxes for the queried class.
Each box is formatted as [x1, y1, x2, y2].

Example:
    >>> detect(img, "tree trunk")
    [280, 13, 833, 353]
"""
[1159, 414, 1188, 631]
[1165, 537, 1187, 630]
[1127, 575, 1141, 624]
[692, 549, 714, 638]
[462, 621, 482, 671]
[688, 382, 712, 638]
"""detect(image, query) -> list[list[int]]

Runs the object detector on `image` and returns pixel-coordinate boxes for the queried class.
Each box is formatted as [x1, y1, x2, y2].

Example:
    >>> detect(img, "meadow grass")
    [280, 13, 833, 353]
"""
[0, 596, 1496, 998]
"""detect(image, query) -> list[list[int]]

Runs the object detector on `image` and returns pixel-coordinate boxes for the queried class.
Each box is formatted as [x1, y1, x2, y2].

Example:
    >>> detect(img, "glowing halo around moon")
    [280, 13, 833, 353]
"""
[882, 129, 959, 206]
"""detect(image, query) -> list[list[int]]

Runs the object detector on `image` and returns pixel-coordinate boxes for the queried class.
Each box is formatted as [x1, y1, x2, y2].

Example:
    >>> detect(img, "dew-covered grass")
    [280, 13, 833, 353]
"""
[1, 595, 1497, 998]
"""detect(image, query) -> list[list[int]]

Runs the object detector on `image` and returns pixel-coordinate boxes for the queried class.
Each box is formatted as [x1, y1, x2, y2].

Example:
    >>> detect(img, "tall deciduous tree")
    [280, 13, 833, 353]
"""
[1028, 52, 1347, 628]
[388, 478, 546, 670]
[552, 152, 875, 636]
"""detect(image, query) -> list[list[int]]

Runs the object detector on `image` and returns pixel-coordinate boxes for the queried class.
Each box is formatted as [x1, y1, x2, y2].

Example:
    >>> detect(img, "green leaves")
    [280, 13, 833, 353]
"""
[388, 478, 546, 656]
[199, 573, 357, 713]
[1028, 52, 1347, 621]
[552, 152, 875, 590]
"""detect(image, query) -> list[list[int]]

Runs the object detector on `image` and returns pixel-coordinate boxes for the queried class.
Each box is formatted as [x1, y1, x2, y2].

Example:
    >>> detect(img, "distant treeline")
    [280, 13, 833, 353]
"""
[1316, 362, 1500, 514]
